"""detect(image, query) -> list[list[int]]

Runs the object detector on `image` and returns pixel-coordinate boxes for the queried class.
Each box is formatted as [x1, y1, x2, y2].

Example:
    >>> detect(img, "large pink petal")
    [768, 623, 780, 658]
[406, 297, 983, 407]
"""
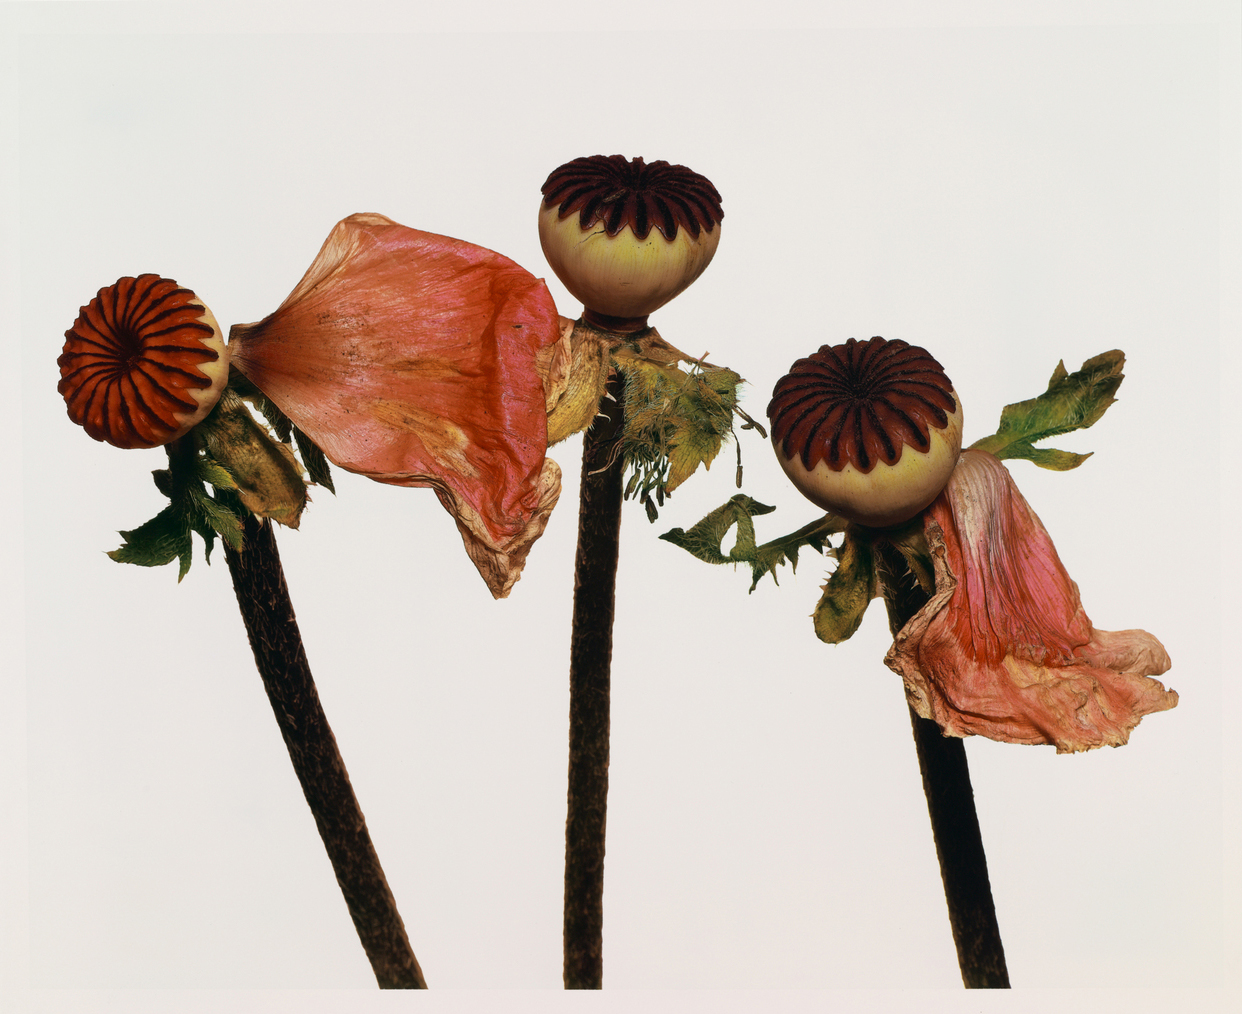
[885, 449, 1177, 753]
[228, 213, 563, 597]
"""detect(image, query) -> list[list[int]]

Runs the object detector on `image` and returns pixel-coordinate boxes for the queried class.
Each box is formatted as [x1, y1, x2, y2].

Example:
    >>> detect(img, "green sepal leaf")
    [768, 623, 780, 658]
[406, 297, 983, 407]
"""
[108, 502, 194, 581]
[103, 375, 322, 579]
[255, 391, 294, 443]
[812, 530, 880, 644]
[111, 456, 247, 579]
[660, 497, 849, 593]
[659, 494, 775, 565]
[746, 513, 847, 591]
[108, 422, 251, 579]
[186, 497, 218, 566]
[152, 468, 176, 499]
[188, 483, 244, 552]
[969, 350, 1125, 469]
[294, 426, 335, 493]
[193, 455, 238, 491]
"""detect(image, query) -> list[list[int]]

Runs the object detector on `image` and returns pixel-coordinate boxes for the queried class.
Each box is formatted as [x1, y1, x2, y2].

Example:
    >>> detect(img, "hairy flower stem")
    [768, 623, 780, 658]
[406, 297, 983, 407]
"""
[563, 371, 626, 989]
[875, 539, 1010, 989]
[223, 512, 426, 989]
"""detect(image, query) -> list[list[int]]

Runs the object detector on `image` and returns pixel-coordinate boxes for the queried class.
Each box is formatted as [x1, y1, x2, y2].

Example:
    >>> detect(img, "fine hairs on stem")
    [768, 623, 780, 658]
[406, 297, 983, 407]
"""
[223, 511, 427, 989]
[874, 539, 1010, 989]
[563, 371, 626, 989]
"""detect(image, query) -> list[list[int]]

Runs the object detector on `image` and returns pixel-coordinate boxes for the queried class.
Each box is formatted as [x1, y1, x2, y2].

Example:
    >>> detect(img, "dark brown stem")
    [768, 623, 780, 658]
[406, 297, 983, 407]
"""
[563, 370, 626, 989]
[223, 511, 426, 989]
[874, 539, 1010, 989]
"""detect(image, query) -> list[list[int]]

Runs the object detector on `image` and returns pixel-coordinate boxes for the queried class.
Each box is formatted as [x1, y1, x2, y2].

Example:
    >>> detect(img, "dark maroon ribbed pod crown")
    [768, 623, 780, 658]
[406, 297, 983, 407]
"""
[540, 154, 723, 241]
[768, 337, 957, 474]
[58, 274, 223, 448]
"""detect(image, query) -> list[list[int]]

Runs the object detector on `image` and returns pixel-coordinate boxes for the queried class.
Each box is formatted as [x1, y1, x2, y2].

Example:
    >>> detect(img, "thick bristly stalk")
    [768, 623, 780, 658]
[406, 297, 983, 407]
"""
[875, 540, 1010, 989]
[224, 512, 426, 989]
[563, 373, 626, 989]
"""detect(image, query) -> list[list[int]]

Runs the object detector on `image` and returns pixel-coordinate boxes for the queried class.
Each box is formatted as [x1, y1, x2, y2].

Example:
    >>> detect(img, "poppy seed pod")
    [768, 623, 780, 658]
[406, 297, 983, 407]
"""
[768, 337, 963, 528]
[538, 154, 723, 328]
[58, 274, 230, 449]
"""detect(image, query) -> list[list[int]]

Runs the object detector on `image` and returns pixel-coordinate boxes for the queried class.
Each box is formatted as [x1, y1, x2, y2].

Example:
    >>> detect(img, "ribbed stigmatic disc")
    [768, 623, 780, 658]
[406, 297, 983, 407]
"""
[768, 337, 957, 474]
[540, 154, 723, 241]
[58, 274, 223, 449]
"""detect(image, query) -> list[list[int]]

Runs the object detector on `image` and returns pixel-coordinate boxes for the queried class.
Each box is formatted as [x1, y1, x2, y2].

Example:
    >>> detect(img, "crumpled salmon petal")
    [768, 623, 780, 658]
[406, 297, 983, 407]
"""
[228, 213, 563, 598]
[885, 449, 1177, 753]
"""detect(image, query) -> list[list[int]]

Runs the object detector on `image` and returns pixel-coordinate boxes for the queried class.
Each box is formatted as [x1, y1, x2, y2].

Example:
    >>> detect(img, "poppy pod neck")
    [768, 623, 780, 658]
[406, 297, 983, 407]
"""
[538, 154, 723, 324]
[767, 337, 963, 528]
[58, 274, 230, 449]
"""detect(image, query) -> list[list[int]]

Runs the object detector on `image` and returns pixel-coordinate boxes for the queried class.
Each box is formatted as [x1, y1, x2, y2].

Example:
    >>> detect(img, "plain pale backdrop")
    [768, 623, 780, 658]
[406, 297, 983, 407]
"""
[2, 2, 1239, 1013]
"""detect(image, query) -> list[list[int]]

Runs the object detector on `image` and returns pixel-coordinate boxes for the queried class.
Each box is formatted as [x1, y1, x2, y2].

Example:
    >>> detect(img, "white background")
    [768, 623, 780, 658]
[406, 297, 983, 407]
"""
[2, 2, 1238, 1013]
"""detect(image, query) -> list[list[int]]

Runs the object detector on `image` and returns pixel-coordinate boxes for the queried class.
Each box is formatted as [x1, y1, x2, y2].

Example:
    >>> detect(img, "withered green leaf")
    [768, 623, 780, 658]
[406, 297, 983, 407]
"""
[812, 530, 879, 645]
[109, 502, 195, 581]
[197, 390, 307, 529]
[659, 494, 775, 566]
[660, 497, 848, 593]
[969, 350, 1124, 469]
[620, 356, 741, 505]
[746, 513, 847, 592]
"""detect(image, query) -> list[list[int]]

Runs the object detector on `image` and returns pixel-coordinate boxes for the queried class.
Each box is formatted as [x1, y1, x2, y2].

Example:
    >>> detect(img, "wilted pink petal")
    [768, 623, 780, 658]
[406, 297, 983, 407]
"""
[885, 449, 1177, 753]
[228, 213, 562, 598]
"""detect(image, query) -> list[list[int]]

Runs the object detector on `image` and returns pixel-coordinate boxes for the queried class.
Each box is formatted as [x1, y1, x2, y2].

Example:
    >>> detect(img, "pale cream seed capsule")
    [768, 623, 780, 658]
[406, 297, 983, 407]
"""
[767, 337, 963, 528]
[538, 154, 723, 327]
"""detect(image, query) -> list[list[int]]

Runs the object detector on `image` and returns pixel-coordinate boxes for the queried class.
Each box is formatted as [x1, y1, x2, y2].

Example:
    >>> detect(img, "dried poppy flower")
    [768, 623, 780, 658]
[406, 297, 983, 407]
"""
[768, 337, 964, 528]
[539, 154, 723, 328]
[227, 213, 563, 598]
[58, 274, 229, 449]
[885, 449, 1177, 753]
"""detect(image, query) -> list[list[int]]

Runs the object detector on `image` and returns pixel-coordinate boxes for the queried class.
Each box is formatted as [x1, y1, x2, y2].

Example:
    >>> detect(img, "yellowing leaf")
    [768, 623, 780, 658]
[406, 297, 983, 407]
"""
[812, 532, 879, 644]
[619, 356, 741, 505]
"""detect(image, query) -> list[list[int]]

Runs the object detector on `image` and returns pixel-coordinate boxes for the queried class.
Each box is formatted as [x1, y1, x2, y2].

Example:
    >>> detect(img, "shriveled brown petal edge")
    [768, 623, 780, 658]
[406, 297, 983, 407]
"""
[359, 458, 562, 599]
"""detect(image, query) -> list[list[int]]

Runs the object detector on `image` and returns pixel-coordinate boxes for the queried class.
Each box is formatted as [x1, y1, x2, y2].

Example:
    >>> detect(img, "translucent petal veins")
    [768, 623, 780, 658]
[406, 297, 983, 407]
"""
[768, 337, 957, 474]
[540, 154, 723, 240]
[227, 213, 562, 598]
[58, 273, 224, 449]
